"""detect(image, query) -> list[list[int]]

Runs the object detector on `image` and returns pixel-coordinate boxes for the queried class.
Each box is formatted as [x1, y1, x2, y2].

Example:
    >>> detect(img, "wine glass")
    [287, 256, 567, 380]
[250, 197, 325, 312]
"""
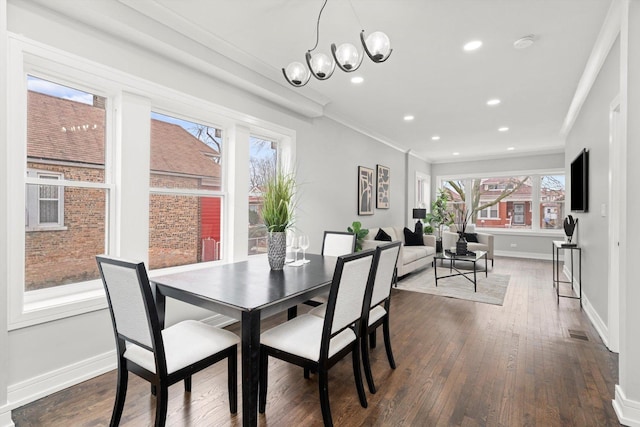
[291, 235, 300, 263]
[285, 229, 295, 263]
[299, 235, 310, 262]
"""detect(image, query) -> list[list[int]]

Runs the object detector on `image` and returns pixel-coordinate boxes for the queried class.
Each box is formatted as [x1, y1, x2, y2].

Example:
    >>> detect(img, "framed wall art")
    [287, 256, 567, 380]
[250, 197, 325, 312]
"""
[358, 166, 374, 215]
[376, 164, 390, 208]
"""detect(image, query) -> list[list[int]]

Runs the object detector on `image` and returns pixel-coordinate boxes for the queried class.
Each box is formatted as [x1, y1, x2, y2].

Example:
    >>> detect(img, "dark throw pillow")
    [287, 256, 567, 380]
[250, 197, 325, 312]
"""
[403, 227, 424, 246]
[375, 228, 392, 242]
[459, 232, 479, 243]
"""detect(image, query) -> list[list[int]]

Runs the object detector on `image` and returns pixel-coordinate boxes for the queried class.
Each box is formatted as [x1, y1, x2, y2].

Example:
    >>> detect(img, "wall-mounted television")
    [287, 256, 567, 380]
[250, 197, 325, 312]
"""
[570, 148, 589, 212]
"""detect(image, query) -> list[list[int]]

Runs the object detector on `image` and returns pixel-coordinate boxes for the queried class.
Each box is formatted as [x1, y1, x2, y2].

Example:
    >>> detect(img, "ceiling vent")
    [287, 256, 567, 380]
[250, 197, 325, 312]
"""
[513, 35, 535, 49]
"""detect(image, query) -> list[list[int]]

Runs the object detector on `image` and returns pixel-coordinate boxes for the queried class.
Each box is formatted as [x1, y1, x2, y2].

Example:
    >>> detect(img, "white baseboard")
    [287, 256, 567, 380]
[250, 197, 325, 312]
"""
[614, 385, 640, 426]
[0, 405, 15, 427]
[581, 293, 610, 348]
[494, 250, 552, 260]
[7, 350, 116, 411]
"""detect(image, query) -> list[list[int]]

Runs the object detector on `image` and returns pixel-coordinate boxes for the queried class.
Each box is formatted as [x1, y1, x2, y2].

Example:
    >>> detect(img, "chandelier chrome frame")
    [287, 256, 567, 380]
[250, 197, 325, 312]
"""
[282, 0, 392, 87]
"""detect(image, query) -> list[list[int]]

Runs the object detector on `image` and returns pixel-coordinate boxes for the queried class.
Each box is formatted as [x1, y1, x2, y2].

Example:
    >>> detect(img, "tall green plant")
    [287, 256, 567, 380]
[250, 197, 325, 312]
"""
[262, 172, 295, 232]
[347, 221, 369, 252]
[425, 189, 454, 238]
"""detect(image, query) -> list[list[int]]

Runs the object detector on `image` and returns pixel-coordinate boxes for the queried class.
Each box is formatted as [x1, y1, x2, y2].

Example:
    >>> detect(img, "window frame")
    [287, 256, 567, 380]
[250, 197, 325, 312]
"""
[436, 169, 565, 234]
[6, 35, 296, 329]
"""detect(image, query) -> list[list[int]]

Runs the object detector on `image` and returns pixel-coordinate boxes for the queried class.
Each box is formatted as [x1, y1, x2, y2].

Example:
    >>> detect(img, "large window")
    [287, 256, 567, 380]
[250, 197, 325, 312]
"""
[149, 112, 223, 268]
[248, 136, 277, 256]
[24, 76, 108, 291]
[439, 173, 565, 231]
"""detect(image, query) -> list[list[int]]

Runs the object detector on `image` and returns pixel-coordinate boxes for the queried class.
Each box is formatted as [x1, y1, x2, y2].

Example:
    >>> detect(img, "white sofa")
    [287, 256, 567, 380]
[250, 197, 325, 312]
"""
[442, 224, 494, 266]
[362, 226, 436, 277]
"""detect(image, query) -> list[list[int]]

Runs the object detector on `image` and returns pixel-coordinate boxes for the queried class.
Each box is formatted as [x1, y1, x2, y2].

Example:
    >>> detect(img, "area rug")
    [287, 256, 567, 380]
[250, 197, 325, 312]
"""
[395, 267, 510, 306]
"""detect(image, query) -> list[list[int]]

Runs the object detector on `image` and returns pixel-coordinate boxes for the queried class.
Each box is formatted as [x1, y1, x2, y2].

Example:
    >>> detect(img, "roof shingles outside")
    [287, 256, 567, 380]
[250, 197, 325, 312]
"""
[27, 91, 221, 179]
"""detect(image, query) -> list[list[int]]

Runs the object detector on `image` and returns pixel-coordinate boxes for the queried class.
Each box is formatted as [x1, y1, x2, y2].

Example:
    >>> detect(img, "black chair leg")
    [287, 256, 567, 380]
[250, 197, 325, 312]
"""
[110, 365, 128, 427]
[228, 349, 238, 413]
[154, 384, 169, 427]
[361, 330, 377, 394]
[318, 368, 333, 427]
[369, 330, 377, 349]
[259, 349, 268, 413]
[352, 342, 368, 408]
[184, 375, 192, 392]
[382, 317, 396, 369]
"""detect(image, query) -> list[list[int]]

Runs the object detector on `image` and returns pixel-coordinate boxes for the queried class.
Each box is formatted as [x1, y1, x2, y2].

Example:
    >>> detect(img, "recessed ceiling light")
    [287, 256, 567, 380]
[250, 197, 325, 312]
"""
[507, 147, 515, 151]
[404, 115, 415, 121]
[487, 99, 501, 106]
[431, 135, 440, 141]
[463, 40, 482, 51]
[498, 127, 509, 132]
[453, 152, 460, 156]
[351, 76, 364, 84]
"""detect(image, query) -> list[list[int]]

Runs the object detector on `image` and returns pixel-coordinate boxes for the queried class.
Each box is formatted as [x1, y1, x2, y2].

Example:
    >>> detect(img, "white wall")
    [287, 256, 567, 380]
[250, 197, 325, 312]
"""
[431, 153, 566, 259]
[565, 36, 620, 332]
[1, 0, 429, 416]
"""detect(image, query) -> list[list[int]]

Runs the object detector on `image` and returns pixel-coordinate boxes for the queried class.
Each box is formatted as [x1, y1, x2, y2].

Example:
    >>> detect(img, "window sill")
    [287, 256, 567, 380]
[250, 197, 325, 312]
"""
[9, 280, 107, 330]
[477, 227, 564, 238]
[25, 225, 68, 232]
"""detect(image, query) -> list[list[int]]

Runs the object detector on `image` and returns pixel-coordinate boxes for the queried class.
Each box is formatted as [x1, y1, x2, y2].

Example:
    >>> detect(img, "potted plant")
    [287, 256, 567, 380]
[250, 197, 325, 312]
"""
[425, 189, 454, 252]
[262, 171, 296, 270]
[347, 221, 369, 252]
[454, 205, 474, 255]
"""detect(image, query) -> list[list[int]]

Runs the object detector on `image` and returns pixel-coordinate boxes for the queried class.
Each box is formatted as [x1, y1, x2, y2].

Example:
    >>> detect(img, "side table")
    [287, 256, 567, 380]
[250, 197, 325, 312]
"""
[552, 240, 582, 307]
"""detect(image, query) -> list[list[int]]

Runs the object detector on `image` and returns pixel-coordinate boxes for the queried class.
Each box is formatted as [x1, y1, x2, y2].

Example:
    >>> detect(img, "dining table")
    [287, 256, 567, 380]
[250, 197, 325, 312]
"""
[151, 253, 337, 427]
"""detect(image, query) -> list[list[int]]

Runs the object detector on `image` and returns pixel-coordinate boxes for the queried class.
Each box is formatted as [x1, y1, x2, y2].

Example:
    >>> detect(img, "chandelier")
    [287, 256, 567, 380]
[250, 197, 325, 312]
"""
[282, 0, 392, 87]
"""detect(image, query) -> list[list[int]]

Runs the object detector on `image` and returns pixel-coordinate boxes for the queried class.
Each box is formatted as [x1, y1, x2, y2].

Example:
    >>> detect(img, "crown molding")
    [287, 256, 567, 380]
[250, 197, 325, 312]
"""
[560, 0, 621, 137]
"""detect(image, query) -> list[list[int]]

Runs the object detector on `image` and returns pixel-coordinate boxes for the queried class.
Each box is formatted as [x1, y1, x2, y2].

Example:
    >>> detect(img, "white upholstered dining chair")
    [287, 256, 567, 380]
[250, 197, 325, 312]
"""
[259, 249, 378, 427]
[309, 241, 401, 394]
[96, 255, 239, 427]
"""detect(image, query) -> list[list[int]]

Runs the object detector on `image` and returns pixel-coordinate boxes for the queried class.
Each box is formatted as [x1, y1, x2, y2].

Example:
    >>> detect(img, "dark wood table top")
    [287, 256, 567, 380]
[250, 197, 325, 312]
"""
[152, 253, 336, 318]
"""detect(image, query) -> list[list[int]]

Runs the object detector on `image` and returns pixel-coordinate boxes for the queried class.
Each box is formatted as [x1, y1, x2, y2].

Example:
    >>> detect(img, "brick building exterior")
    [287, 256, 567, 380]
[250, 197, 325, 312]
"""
[25, 91, 221, 291]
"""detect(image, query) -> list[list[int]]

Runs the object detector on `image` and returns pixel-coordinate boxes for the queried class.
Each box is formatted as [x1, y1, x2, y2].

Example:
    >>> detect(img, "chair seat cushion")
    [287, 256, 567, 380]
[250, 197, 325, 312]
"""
[124, 320, 239, 374]
[260, 314, 355, 362]
[368, 305, 386, 325]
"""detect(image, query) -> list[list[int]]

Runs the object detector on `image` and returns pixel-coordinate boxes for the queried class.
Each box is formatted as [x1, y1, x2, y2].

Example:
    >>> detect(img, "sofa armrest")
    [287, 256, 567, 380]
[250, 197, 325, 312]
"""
[361, 239, 380, 251]
[422, 234, 436, 248]
[476, 232, 494, 258]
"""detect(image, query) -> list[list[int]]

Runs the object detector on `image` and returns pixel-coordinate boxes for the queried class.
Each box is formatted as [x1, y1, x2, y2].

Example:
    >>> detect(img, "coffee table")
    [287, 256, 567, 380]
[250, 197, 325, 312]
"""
[433, 250, 488, 292]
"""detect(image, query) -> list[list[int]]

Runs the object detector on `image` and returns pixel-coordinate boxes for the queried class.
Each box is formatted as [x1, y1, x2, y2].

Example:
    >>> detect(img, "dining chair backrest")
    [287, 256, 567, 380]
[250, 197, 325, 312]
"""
[96, 255, 161, 355]
[321, 231, 356, 257]
[322, 250, 377, 340]
[369, 241, 401, 307]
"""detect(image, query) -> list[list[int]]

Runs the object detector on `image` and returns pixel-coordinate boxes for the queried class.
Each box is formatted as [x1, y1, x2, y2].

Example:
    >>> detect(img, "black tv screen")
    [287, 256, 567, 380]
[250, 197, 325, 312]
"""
[570, 148, 589, 212]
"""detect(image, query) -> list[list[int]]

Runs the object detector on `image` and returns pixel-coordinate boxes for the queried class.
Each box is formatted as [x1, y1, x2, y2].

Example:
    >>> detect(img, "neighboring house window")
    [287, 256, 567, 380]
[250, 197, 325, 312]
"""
[248, 136, 277, 256]
[26, 170, 65, 229]
[149, 112, 224, 267]
[477, 205, 499, 219]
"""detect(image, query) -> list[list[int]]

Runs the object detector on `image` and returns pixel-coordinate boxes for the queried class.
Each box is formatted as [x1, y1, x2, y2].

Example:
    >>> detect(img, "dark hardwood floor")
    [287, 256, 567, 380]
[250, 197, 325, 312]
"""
[12, 257, 620, 426]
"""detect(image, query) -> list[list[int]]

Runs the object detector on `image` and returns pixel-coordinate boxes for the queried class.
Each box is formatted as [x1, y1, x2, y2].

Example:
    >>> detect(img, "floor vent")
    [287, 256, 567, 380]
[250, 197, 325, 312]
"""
[569, 329, 589, 341]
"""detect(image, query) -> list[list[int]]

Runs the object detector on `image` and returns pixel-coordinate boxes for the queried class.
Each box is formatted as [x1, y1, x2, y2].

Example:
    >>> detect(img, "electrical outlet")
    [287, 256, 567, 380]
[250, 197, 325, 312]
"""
[510, 243, 517, 248]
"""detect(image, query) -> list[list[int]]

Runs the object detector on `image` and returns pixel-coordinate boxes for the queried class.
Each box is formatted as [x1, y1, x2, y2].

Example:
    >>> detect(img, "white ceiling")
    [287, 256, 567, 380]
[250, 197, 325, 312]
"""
[34, 0, 613, 163]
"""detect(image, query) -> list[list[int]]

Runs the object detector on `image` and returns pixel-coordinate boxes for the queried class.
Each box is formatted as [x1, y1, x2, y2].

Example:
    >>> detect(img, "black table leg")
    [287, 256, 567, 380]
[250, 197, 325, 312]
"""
[241, 310, 261, 427]
[473, 260, 477, 292]
[434, 257, 438, 287]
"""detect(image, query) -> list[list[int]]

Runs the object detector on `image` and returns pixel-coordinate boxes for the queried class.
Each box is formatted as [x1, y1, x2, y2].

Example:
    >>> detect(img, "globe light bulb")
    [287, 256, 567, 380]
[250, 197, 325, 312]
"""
[283, 62, 310, 86]
[362, 31, 392, 62]
[307, 52, 335, 79]
[333, 43, 361, 71]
